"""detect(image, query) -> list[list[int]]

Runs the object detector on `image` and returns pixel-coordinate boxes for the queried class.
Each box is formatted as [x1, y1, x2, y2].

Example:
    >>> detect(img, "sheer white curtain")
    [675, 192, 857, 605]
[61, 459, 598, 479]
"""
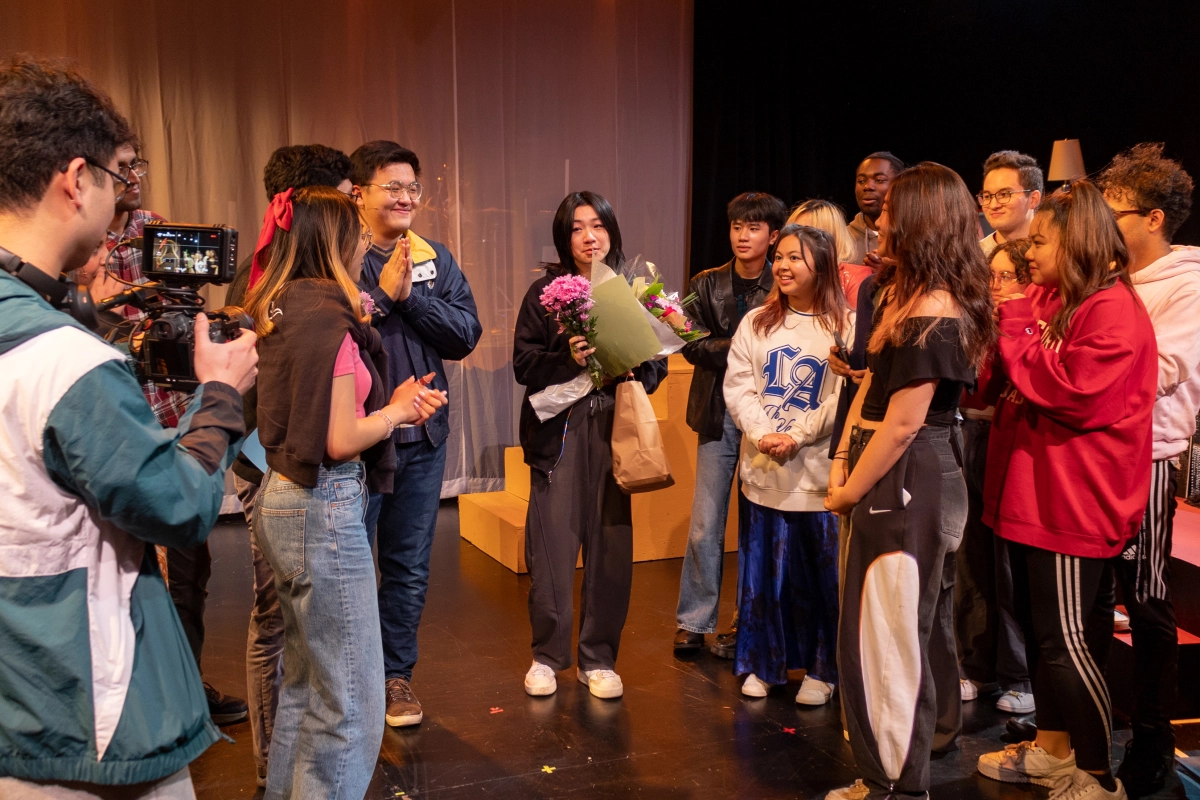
[2, 0, 693, 496]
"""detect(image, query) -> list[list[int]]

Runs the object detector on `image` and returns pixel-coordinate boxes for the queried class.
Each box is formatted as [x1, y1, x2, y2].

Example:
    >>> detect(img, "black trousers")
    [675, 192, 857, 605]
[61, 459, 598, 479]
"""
[1115, 460, 1179, 743]
[167, 542, 212, 670]
[955, 419, 1030, 692]
[525, 393, 633, 672]
[840, 426, 966, 797]
[1010, 542, 1115, 773]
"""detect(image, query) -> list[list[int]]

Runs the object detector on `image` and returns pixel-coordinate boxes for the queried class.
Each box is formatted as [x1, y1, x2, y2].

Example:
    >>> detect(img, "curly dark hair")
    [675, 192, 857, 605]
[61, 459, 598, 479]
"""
[0, 55, 133, 213]
[262, 144, 351, 200]
[989, 238, 1032, 284]
[1098, 142, 1194, 241]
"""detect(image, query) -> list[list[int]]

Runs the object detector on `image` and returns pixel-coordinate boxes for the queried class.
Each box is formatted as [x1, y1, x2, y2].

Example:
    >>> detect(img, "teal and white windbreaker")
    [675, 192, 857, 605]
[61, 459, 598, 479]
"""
[0, 270, 245, 784]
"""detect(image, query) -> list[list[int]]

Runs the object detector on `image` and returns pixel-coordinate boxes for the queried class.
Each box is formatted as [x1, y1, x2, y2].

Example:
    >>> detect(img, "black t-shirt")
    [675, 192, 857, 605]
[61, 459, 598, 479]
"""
[861, 316, 974, 426]
[731, 270, 759, 324]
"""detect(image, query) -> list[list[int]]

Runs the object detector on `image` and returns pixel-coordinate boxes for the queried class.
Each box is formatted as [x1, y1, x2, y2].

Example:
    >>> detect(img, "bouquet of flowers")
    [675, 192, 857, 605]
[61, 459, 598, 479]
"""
[539, 274, 604, 389]
[623, 256, 709, 345]
[634, 279, 706, 342]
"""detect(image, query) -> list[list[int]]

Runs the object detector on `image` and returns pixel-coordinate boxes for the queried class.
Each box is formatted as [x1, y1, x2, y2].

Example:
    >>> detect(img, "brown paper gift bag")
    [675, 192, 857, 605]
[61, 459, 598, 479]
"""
[611, 379, 674, 493]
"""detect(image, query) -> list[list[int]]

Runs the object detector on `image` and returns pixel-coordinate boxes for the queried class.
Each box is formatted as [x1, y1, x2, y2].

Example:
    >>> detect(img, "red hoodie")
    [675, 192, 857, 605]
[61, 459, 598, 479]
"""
[981, 282, 1157, 559]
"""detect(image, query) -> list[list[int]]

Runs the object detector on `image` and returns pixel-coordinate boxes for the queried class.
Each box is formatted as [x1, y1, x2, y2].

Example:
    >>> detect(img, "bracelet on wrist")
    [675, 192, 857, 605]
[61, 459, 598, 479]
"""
[369, 409, 395, 440]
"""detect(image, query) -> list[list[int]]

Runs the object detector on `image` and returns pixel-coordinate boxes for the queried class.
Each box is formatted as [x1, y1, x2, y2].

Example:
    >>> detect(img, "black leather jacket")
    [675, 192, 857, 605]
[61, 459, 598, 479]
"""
[681, 261, 774, 440]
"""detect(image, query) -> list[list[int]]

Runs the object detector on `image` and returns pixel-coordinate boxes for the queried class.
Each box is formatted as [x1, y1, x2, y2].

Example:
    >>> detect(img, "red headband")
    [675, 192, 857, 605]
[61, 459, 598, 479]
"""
[248, 188, 295, 290]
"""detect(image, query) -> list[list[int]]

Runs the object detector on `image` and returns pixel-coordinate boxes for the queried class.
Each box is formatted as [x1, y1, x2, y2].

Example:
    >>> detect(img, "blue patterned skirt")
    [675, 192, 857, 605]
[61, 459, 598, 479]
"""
[734, 499, 839, 687]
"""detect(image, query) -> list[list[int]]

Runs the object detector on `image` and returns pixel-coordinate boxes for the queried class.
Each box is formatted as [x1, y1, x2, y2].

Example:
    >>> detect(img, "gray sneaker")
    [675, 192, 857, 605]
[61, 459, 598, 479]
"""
[385, 676, 423, 727]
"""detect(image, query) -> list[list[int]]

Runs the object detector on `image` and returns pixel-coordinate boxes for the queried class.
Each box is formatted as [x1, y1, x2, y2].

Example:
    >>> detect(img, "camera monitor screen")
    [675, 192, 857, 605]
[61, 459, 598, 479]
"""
[141, 222, 237, 284]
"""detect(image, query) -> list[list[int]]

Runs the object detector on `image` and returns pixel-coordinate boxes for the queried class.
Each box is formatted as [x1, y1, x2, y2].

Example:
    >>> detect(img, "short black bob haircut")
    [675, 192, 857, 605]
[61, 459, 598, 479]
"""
[349, 140, 421, 186]
[546, 191, 624, 275]
[0, 55, 134, 213]
[263, 144, 352, 201]
[726, 191, 787, 231]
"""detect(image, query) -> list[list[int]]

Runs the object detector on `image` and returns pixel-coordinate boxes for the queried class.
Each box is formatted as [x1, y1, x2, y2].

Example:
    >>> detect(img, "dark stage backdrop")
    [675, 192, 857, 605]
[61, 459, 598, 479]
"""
[690, 0, 1200, 277]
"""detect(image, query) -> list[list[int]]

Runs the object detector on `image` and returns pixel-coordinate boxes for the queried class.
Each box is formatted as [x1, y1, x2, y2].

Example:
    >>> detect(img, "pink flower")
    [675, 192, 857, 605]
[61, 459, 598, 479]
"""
[359, 291, 376, 316]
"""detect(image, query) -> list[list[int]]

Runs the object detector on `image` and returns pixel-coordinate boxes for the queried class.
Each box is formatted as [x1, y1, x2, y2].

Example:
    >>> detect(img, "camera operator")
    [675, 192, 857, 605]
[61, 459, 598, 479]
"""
[0, 56, 257, 799]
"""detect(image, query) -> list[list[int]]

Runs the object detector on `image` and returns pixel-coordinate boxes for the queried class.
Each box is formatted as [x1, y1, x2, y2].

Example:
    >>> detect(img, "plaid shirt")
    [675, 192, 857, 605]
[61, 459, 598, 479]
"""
[107, 209, 189, 426]
[106, 209, 166, 284]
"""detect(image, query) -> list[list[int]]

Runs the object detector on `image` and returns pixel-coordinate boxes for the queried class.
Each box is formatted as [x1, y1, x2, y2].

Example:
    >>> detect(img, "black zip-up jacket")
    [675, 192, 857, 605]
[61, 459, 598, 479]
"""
[680, 261, 774, 440]
[513, 271, 667, 475]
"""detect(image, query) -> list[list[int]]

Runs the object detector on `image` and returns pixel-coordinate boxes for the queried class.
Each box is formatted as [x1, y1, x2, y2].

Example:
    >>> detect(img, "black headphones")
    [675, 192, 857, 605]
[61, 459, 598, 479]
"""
[0, 245, 99, 329]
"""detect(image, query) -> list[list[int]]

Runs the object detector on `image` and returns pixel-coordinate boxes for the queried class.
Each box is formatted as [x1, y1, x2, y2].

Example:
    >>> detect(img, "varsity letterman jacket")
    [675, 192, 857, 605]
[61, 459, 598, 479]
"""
[0, 269, 243, 784]
[981, 283, 1157, 559]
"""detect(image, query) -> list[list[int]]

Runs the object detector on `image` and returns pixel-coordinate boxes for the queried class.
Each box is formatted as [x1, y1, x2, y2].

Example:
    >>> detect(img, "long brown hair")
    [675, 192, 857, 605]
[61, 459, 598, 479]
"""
[753, 223, 848, 339]
[868, 162, 995, 368]
[1034, 180, 1130, 342]
[246, 186, 366, 335]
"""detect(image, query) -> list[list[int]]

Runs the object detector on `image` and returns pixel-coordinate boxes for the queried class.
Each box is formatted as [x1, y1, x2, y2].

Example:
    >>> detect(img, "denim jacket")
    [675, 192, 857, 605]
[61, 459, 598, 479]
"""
[359, 232, 482, 448]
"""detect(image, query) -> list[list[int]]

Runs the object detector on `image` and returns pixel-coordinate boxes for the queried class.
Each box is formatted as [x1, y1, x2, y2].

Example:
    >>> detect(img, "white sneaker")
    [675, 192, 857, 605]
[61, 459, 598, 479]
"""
[1049, 769, 1127, 799]
[795, 675, 836, 705]
[978, 741, 1077, 787]
[524, 661, 557, 696]
[741, 673, 769, 698]
[1114, 609, 1131, 632]
[824, 779, 870, 799]
[961, 678, 979, 701]
[577, 667, 623, 699]
[996, 690, 1036, 714]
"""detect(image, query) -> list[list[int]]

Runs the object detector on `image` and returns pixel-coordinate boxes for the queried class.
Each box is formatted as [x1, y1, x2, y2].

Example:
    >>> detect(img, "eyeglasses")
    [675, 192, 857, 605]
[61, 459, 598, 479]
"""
[83, 158, 132, 202]
[991, 270, 1019, 286]
[1112, 208, 1151, 221]
[119, 159, 148, 180]
[365, 181, 423, 201]
[977, 189, 1033, 207]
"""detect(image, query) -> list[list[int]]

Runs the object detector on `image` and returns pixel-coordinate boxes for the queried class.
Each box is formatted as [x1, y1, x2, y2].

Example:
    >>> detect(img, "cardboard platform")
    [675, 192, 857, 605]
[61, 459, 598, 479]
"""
[459, 354, 739, 573]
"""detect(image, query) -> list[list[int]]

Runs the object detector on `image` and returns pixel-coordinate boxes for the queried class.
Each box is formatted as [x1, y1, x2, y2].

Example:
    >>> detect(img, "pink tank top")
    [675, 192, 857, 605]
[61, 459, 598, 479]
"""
[332, 332, 371, 418]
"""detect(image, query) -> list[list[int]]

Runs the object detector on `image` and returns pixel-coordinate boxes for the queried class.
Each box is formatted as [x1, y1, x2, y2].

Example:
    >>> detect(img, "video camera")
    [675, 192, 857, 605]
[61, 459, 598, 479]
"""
[100, 222, 252, 390]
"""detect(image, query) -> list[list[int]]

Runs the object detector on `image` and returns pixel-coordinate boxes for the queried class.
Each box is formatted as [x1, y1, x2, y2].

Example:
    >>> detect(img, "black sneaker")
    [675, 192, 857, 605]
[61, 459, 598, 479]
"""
[673, 629, 705, 651]
[204, 682, 249, 725]
[1117, 727, 1174, 798]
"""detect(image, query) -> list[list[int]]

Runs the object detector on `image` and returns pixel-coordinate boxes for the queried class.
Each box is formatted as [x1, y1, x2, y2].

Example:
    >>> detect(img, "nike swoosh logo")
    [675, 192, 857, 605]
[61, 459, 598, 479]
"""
[868, 507, 892, 514]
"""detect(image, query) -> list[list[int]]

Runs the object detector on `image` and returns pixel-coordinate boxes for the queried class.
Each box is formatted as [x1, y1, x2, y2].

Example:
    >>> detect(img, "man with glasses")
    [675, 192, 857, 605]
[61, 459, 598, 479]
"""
[1100, 143, 1200, 799]
[977, 150, 1043, 256]
[0, 56, 258, 797]
[97, 136, 253, 732]
[351, 140, 481, 729]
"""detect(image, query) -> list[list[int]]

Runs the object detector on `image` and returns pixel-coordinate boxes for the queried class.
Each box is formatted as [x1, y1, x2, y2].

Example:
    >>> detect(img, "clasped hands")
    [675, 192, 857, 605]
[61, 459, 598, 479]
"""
[387, 372, 447, 424]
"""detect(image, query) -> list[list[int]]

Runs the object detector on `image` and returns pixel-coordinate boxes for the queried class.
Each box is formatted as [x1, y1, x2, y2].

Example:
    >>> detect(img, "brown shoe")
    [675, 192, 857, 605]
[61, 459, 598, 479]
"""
[385, 677, 423, 727]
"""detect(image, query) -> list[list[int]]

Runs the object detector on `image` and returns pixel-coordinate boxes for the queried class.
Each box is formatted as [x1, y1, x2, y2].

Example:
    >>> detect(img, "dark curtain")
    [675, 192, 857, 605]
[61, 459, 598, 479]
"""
[690, 0, 1200, 277]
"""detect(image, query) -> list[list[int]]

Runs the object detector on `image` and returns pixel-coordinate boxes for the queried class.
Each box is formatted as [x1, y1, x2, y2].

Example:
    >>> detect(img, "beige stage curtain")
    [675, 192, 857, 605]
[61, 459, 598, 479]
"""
[2, 0, 694, 495]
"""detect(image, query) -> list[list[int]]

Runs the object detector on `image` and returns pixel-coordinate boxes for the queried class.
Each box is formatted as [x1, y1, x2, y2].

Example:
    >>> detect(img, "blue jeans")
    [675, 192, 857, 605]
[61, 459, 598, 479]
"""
[676, 410, 741, 633]
[255, 462, 384, 800]
[376, 438, 448, 680]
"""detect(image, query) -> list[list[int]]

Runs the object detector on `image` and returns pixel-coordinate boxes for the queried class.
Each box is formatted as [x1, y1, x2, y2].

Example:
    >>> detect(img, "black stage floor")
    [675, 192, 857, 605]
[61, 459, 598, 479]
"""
[190, 502, 1199, 799]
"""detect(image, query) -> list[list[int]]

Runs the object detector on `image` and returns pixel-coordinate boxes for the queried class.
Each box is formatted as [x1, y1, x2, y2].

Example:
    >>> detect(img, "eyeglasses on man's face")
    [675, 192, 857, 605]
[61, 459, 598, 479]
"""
[1112, 208, 1151, 221]
[82, 158, 132, 202]
[119, 159, 149, 181]
[365, 181, 423, 201]
[978, 189, 1033, 207]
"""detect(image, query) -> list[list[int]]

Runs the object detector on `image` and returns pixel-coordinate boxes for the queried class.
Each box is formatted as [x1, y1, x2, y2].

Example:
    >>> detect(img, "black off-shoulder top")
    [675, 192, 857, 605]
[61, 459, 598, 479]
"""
[861, 317, 975, 427]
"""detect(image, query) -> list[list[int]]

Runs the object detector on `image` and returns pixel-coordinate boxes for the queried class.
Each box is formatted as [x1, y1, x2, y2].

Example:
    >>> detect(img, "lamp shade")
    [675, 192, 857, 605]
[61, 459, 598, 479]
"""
[1048, 139, 1086, 182]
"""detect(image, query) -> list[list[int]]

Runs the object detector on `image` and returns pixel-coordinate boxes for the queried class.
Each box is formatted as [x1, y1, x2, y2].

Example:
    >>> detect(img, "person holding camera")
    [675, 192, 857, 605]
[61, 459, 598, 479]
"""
[245, 185, 447, 798]
[0, 57, 258, 798]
